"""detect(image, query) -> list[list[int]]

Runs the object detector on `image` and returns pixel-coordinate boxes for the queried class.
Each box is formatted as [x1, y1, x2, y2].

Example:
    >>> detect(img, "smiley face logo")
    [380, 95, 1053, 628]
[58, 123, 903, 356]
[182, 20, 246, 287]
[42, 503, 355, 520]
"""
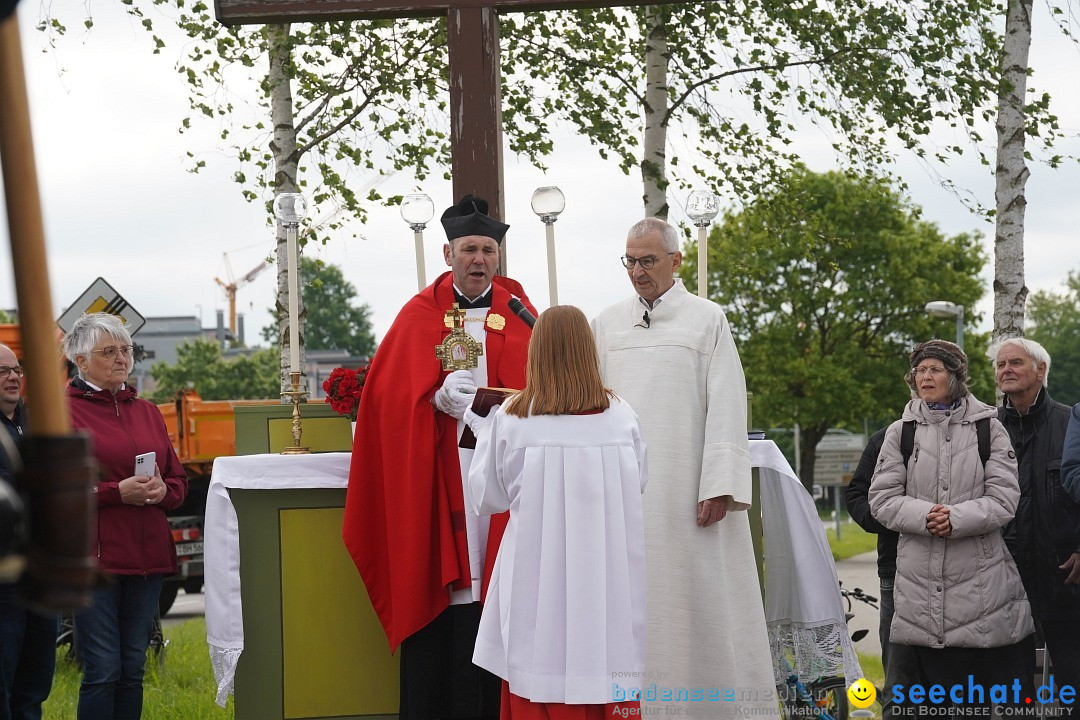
[847, 678, 876, 709]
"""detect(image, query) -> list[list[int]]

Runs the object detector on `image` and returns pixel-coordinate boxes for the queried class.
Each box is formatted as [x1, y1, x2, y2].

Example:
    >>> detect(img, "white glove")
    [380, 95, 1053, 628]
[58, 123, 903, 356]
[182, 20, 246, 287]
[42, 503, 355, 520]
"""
[463, 408, 494, 436]
[433, 370, 477, 420]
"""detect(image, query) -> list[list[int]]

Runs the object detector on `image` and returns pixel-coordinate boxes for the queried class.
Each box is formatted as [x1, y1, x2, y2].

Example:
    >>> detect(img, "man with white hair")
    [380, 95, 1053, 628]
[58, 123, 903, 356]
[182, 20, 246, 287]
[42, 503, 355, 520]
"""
[991, 337, 1080, 688]
[593, 217, 776, 719]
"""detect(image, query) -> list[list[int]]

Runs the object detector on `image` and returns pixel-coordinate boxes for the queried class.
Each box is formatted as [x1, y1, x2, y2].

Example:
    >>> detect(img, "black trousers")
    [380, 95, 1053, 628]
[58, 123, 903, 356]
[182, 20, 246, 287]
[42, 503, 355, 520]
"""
[399, 602, 500, 720]
[893, 635, 1036, 718]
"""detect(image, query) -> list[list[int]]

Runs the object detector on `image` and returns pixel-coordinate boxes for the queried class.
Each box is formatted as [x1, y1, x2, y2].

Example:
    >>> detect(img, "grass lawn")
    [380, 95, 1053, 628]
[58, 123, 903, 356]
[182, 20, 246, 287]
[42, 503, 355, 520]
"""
[42, 617, 884, 718]
[825, 523, 877, 562]
[39, 528, 881, 718]
[43, 617, 232, 719]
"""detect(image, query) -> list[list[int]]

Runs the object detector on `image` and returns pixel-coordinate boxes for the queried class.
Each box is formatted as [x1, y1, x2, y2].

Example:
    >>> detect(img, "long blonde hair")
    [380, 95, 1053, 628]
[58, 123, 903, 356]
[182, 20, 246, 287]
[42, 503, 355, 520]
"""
[503, 305, 612, 418]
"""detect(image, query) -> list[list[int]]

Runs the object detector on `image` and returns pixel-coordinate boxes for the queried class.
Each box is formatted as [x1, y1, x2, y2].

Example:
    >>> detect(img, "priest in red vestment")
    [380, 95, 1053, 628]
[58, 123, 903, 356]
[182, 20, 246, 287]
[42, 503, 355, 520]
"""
[343, 194, 536, 720]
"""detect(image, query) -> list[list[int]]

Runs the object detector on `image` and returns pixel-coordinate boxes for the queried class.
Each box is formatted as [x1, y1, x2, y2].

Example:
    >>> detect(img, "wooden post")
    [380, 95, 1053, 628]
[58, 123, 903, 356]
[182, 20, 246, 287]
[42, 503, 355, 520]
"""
[447, 6, 508, 273]
[0, 13, 69, 435]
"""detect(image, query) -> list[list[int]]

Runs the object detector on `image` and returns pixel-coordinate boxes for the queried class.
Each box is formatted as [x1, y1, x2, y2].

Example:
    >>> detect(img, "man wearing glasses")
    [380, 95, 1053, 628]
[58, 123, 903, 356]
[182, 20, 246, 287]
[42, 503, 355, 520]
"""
[0, 343, 58, 720]
[592, 218, 775, 718]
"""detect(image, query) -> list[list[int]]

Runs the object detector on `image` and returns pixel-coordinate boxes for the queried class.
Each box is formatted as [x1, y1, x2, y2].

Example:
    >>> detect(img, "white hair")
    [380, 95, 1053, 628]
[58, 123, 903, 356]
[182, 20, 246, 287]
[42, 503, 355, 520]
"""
[627, 217, 679, 253]
[61, 313, 133, 377]
[987, 337, 1051, 388]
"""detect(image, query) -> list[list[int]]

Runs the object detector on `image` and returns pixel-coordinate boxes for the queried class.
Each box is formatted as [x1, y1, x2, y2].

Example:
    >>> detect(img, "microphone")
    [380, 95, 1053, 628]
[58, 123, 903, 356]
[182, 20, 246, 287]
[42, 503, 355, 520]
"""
[636, 310, 651, 329]
[507, 298, 536, 328]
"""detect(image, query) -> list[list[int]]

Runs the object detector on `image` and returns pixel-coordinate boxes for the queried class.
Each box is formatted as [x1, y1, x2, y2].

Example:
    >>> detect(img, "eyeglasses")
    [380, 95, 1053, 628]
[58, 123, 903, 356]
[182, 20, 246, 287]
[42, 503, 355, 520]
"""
[621, 252, 675, 270]
[914, 366, 947, 377]
[0, 366, 24, 378]
[91, 345, 134, 360]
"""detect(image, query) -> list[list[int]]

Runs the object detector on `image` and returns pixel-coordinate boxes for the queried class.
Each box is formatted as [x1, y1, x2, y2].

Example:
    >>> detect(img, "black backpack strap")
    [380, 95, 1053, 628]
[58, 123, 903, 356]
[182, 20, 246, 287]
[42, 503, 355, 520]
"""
[901, 420, 915, 468]
[976, 417, 991, 468]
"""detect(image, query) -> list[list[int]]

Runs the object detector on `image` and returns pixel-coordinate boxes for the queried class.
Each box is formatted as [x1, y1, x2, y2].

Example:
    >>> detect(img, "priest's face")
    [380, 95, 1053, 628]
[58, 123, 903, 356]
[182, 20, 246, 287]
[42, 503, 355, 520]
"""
[625, 230, 681, 304]
[445, 235, 500, 299]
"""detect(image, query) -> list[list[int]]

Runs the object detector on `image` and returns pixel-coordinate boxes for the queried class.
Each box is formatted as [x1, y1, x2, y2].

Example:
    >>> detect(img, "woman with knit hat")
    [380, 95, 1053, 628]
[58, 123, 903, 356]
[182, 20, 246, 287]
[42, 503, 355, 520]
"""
[869, 340, 1035, 713]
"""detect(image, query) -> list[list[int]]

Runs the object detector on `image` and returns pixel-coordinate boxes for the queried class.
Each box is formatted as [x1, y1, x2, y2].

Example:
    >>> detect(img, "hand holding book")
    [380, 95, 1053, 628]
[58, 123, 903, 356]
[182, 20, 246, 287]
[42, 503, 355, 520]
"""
[459, 387, 515, 449]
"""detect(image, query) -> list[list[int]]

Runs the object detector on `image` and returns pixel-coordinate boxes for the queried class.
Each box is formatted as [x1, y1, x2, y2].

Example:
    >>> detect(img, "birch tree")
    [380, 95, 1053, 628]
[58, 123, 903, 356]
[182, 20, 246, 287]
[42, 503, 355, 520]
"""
[43, 8, 449, 391]
[502, 2, 1067, 220]
[641, 6, 669, 218]
[992, 0, 1034, 343]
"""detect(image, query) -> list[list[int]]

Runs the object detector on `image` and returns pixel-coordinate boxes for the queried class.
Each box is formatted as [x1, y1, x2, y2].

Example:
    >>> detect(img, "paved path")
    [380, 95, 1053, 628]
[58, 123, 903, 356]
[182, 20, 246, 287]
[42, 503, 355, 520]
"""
[833, 550, 882, 659]
[162, 590, 205, 627]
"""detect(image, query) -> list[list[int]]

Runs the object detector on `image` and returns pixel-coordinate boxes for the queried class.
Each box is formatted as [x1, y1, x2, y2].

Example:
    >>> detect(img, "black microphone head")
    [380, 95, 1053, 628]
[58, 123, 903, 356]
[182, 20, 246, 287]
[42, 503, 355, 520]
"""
[508, 298, 536, 328]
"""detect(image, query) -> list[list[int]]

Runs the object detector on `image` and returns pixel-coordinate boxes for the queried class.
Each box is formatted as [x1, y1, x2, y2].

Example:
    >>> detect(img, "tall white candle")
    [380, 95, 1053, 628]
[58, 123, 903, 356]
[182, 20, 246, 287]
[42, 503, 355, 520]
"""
[545, 222, 559, 307]
[287, 226, 300, 373]
[697, 225, 708, 299]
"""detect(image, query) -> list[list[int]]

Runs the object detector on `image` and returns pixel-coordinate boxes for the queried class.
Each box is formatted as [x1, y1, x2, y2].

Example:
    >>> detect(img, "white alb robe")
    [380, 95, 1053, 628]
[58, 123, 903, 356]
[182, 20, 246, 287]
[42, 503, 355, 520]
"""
[592, 280, 778, 719]
[468, 398, 648, 704]
[449, 303, 491, 605]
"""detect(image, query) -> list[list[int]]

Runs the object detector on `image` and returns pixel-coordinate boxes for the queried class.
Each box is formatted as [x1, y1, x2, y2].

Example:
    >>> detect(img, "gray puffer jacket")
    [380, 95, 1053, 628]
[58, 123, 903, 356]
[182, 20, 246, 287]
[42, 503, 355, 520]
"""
[869, 394, 1033, 649]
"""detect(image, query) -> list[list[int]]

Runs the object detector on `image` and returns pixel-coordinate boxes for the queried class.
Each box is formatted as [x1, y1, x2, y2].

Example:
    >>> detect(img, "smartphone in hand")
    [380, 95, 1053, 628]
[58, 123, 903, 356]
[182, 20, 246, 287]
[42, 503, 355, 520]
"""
[134, 451, 156, 478]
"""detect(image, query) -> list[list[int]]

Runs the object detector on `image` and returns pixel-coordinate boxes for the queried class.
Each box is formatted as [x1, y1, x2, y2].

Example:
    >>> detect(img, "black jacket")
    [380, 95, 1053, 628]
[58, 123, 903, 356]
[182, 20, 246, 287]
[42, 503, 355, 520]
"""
[999, 388, 1080, 620]
[844, 427, 897, 578]
[0, 400, 27, 483]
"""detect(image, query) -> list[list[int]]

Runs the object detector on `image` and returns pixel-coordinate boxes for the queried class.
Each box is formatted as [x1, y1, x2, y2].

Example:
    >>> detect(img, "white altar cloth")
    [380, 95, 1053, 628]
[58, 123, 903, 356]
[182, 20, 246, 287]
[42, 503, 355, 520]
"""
[751, 440, 862, 687]
[204, 452, 351, 706]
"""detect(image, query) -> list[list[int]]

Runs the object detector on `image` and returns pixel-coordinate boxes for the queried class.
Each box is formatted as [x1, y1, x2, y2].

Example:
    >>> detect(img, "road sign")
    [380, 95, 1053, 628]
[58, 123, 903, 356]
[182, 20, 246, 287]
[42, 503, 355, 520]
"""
[57, 277, 146, 335]
[815, 434, 867, 452]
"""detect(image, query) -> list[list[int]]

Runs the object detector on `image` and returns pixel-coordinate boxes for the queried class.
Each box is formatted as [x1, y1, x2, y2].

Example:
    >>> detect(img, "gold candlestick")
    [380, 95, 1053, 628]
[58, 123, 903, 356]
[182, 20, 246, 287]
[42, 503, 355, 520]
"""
[280, 370, 311, 455]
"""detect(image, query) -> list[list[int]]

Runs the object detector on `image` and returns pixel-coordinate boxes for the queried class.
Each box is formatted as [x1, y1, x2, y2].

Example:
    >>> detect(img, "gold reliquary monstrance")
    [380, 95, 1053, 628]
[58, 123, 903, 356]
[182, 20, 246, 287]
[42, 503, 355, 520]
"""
[436, 303, 483, 371]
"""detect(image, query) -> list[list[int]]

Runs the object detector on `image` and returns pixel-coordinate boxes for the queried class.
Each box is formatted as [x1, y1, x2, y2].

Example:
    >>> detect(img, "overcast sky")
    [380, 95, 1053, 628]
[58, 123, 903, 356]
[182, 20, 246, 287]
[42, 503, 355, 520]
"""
[2, 3, 1078, 350]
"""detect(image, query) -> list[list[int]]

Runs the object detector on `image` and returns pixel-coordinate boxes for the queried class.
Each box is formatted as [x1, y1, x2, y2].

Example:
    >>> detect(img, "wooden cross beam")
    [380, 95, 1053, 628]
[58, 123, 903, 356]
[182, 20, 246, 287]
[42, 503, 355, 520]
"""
[215, 0, 670, 235]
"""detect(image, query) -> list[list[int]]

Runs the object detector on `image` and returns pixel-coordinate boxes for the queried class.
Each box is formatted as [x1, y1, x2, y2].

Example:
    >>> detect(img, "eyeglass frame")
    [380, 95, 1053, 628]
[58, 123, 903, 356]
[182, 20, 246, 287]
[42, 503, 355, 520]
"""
[0, 365, 24, 378]
[89, 345, 134, 360]
[620, 252, 676, 270]
[913, 365, 948, 377]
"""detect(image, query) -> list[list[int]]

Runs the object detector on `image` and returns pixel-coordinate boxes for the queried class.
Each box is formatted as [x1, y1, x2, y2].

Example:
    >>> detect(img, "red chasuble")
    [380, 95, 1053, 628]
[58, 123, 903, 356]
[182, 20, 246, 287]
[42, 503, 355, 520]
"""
[343, 271, 535, 651]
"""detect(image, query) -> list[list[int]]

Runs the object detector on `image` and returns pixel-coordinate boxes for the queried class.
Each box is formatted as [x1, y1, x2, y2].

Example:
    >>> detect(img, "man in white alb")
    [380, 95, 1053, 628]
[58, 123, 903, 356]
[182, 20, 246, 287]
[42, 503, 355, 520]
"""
[592, 217, 777, 719]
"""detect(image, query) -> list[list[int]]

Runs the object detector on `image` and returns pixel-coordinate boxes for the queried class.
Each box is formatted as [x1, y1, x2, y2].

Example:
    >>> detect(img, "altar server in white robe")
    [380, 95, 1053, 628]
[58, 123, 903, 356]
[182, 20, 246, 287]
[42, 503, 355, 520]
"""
[466, 305, 649, 720]
[592, 217, 777, 720]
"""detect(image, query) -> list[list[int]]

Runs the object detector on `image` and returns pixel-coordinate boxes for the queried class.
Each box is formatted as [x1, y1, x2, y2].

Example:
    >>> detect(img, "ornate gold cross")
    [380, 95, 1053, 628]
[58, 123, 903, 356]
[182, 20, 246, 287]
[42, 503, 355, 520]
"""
[436, 303, 483, 371]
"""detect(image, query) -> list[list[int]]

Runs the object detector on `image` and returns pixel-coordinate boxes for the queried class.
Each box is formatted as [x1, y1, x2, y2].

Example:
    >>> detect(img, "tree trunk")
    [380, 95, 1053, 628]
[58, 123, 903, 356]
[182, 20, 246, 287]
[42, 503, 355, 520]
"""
[641, 6, 669, 219]
[798, 422, 828, 495]
[266, 23, 305, 396]
[992, 0, 1033, 343]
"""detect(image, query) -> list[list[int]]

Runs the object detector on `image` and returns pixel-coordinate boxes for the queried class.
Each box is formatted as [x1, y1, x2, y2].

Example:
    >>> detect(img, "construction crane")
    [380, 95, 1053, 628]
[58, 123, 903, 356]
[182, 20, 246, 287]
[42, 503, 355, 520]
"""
[214, 254, 272, 337]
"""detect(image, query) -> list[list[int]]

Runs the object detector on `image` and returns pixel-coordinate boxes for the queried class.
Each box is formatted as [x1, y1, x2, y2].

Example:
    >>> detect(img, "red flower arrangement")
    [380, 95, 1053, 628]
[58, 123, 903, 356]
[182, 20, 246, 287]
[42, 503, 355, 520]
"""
[322, 364, 369, 422]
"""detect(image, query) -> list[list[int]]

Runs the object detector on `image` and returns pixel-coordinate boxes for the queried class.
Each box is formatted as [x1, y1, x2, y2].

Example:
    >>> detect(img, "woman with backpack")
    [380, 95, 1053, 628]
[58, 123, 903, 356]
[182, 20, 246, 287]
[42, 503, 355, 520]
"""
[869, 340, 1034, 712]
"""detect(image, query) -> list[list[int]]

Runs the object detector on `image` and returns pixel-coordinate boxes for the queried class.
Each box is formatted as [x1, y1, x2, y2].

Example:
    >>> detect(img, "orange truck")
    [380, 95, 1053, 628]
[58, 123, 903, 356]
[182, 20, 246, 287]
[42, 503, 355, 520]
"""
[0, 323, 275, 614]
[154, 390, 277, 612]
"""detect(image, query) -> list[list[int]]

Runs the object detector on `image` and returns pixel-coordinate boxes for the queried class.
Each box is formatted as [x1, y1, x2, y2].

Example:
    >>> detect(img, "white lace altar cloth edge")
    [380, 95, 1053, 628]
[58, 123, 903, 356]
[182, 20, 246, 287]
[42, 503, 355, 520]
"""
[752, 440, 863, 688]
[204, 452, 352, 707]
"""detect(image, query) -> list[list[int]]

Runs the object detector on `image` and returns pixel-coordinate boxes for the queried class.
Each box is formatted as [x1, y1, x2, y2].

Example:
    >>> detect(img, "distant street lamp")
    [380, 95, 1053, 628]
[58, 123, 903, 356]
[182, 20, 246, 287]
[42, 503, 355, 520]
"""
[925, 300, 965, 350]
[686, 190, 719, 299]
[401, 193, 434, 293]
[531, 186, 565, 307]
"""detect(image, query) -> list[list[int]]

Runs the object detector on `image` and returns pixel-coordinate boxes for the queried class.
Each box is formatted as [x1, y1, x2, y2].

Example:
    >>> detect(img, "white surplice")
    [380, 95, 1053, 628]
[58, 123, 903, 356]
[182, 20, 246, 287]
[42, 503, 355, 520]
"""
[468, 398, 648, 705]
[592, 280, 779, 719]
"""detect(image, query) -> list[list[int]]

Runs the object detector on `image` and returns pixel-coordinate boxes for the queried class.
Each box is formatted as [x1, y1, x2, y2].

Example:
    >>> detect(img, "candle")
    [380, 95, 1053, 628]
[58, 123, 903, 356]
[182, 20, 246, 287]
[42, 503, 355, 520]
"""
[287, 226, 300, 373]
[697, 225, 708, 299]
